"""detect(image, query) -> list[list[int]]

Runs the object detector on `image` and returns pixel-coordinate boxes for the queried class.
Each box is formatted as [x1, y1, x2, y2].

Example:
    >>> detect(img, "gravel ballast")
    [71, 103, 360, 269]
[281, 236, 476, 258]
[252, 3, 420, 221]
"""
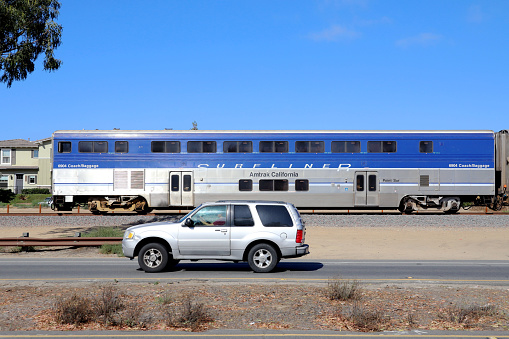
[0, 214, 508, 228]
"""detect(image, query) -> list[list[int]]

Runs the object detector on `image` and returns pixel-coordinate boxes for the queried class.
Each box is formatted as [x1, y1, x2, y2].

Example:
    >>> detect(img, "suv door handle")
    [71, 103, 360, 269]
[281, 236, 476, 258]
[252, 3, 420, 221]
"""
[215, 229, 228, 233]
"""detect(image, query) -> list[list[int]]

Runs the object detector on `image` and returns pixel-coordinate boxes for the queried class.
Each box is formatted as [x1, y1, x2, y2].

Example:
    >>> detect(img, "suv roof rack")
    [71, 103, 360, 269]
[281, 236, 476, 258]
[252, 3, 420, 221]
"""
[214, 200, 287, 204]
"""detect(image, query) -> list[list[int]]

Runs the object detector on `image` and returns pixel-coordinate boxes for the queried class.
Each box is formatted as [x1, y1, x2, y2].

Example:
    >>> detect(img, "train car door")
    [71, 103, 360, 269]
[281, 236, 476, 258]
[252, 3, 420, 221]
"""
[354, 171, 379, 206]
[169, 171, 194, 206]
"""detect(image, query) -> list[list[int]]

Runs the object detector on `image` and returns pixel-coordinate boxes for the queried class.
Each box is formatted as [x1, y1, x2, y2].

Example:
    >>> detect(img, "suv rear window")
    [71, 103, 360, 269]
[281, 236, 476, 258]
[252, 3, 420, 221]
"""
[255, 205, 293, 227]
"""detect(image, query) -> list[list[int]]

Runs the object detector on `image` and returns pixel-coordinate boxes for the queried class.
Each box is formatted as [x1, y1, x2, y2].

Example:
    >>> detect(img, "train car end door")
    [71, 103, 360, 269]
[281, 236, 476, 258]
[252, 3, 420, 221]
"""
[169, 171, 194, 206]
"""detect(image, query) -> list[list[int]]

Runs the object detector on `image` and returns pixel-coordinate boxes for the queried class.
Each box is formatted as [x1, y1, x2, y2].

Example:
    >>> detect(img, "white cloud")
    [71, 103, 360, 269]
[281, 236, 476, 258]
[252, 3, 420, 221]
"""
[466, 4, 484, 23]
[395, 33, 443, 48]
[308, 25, 361, 42]
[355, 16, 392, 26]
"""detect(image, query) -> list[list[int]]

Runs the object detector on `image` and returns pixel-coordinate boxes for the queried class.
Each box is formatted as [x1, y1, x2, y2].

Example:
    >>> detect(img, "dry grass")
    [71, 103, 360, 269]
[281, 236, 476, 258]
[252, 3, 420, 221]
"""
[1, 282, 508, 332]
[324, 277, 362, 301]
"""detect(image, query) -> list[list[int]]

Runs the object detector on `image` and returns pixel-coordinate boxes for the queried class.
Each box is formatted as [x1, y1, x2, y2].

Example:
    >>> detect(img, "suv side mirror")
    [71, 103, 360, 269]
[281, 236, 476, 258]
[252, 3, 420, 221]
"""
[184, 218, 194, 227]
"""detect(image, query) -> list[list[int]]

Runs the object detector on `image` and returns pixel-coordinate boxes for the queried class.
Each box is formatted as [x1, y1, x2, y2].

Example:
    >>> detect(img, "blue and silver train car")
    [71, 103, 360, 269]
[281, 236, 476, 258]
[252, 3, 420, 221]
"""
[51, 130, 508, 214]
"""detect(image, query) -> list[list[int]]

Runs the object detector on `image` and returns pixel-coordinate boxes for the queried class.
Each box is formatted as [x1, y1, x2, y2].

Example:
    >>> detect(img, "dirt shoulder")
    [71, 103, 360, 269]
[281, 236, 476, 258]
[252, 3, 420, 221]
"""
[1, 225, 508, 260]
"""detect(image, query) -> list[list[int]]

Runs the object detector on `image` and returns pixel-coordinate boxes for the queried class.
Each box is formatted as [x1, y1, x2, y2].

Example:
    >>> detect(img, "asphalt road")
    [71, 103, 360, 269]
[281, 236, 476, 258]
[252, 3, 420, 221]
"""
[1, 258, 509, 285]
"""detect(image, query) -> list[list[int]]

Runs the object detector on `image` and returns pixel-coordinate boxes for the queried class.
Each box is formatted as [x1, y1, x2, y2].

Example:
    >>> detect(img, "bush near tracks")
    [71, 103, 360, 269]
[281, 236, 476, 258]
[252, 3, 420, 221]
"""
[83, 227, 124, 255]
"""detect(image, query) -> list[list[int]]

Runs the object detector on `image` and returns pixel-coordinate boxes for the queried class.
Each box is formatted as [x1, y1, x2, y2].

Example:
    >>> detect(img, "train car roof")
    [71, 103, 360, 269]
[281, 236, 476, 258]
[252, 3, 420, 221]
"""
[53, 129, 495, 135]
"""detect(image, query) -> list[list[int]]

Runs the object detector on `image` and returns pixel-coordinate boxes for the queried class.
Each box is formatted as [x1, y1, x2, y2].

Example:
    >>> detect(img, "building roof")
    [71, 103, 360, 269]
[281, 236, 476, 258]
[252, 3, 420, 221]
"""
[0, 139, 38, 148]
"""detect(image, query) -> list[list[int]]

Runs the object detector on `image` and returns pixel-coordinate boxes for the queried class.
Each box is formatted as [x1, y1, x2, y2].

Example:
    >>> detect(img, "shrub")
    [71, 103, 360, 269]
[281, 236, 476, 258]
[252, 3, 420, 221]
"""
[54, 293, 95, 325]
[165, 295, 212, 331]
[83, 227, 124, 255]
[22, 188, 50, 194]
[119, 301, 149, 328]
[0, 189, 15, 203]
[325, 277, 362, 301]
[344, 302, 388, 332]
[94, 286, 124, 325]
[439, 304, 497, 325]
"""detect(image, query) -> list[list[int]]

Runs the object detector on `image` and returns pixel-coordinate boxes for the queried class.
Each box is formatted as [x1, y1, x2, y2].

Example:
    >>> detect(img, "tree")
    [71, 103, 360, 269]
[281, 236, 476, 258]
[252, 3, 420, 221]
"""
[190, 121, 198, 130]
[0, 0, 62, 87]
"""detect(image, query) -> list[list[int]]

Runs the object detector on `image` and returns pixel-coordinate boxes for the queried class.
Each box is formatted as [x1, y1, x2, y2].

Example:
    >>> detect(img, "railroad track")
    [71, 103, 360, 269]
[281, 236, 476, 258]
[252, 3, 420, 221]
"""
[0, 210, 507, 216]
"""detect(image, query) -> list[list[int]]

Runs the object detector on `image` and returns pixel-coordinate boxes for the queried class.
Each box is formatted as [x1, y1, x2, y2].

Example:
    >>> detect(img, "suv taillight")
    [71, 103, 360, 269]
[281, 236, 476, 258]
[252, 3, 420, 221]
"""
[296, 229, 303, 243]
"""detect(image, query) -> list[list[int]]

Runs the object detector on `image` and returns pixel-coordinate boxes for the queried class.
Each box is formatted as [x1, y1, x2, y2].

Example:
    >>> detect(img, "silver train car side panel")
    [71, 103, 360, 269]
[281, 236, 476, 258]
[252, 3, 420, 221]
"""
[51, 130, 507, 213]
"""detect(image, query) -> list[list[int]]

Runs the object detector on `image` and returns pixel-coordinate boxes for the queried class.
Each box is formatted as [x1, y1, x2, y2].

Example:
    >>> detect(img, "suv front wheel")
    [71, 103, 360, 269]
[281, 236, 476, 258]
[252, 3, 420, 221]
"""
[247, 243, 279, 273]
[138, 243, 169, 273]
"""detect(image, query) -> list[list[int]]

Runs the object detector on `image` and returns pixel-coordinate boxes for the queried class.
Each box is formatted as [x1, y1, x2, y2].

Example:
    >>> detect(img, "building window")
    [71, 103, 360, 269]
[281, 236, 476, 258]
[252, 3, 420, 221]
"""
[0, 175, 7, 188]
[31, 150, 39, 158]
[1, 149, 11, 164]
[152, 141, 180, 153]
[78, 141, 108, 153]
[115, 141, 129, 153]
[224, 141, 252, 153]
[259, 179, 288, 191]
[28, 175, 37, 184]
[58, 142, 71, 153]
[295, 179, 309, 191]
[367, 141, 397, 153]
[419, 141, 433, 153]
[239, 179, 253, 191]
[331, 141, 361, 153]
[259, 141, 288, 153]
[187, 141, 216, 153]
[296, 141, 324, 153]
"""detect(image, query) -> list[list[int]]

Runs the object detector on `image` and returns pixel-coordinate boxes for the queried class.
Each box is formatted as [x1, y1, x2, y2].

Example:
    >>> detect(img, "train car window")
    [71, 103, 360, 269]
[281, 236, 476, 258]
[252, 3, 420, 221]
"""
[234, 205, 255, 226]
[368, 175, 377, 191]
[383, 141, 396, 153]
[259, 179, 288, 191]
[259, 141, 288, 153]
[259, 179, 274, 191]
[188, 141, 217, 153]
[58, 142, 71, 153]
[171, 175, 179, 191]
[296, 141, 324, 153]
[356, 175, 364, 191]
[224, 141, 253, 153]
[367, 141, 396, 153]
[78, 141, 93, 153]
[239, 179, 253, 191]
[274, 180, 289, 191]
[115, 141, 128, 153]
[78, 141, 108, 153]
[419, 141, 433, 153]
[183, 175, 192, 192]
[331, 141, 360, 153]
[151, 141, 180, 153]
[367, 141, 381, 153]
[295, 179, 309, 191]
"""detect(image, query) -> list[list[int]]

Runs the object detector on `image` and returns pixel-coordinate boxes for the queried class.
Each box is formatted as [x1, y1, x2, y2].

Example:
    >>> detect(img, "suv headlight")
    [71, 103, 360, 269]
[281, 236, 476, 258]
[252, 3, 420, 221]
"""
[125, 231, 135, 239]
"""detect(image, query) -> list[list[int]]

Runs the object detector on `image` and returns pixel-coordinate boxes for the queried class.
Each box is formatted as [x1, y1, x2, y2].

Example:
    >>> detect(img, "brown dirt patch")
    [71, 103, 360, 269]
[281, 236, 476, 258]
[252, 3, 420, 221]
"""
[0, 281, 508, 332]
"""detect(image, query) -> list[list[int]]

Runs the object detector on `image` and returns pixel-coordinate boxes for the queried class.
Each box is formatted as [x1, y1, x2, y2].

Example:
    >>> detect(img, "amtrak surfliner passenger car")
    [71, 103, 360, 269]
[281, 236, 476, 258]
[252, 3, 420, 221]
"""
[51, 130, 509, 214]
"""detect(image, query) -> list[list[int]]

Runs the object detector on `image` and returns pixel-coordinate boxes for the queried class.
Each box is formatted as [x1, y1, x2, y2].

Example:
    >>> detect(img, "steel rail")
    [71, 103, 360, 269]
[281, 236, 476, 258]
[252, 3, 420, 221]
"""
[0, 237, 123, 247]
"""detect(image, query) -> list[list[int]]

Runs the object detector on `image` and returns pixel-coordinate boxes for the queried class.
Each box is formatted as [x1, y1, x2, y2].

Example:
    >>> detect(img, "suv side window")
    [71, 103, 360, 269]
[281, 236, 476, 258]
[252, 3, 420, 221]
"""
[190, 205, 227, 226]
[233, 205, 254, 226]
[255, 205, 293, 227]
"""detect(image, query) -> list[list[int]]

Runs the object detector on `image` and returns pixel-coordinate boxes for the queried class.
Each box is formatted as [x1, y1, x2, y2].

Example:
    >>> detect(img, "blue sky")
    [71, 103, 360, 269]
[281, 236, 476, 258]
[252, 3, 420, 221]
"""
[1, 0, 508, 141]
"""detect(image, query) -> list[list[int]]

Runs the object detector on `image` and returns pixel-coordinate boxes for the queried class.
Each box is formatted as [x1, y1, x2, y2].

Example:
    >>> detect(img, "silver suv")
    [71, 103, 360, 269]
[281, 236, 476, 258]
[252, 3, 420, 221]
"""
[122, 200, 309, 273]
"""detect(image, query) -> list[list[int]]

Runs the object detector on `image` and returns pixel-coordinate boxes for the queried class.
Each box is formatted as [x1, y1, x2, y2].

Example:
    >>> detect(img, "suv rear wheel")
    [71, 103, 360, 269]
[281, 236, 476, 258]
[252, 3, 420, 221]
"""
[247, 243, 279, 273]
